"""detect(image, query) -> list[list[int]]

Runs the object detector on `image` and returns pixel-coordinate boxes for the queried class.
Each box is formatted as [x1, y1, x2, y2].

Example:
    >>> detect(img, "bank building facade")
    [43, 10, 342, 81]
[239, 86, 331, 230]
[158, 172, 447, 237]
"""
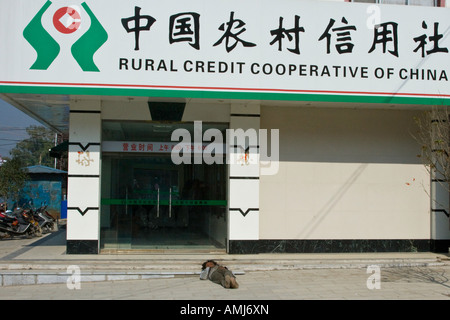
[1, 0, 449, 254]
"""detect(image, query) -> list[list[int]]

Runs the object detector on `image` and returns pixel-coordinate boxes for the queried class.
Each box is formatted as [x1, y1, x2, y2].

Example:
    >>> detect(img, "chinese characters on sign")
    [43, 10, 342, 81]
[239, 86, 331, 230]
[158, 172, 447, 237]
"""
[270, 15, 305, 55]
[76, 151, 94, 167]
[121, 142, 176, 153]
[102, 142, 211, 154]
[169, 12, 200, 50]
[413, 21, 449, 57]
[121, 6, 156, 51]
[121, 6, 448, 57]
[213, 11, 256, 53]
[318, 17, 356, 55]
[7, 0, 450, 102]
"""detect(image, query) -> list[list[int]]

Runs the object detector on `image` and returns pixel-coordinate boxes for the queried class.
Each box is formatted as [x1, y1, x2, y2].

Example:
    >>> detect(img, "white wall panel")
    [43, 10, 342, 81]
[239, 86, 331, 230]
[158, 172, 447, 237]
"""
[259, 106, 432, 240]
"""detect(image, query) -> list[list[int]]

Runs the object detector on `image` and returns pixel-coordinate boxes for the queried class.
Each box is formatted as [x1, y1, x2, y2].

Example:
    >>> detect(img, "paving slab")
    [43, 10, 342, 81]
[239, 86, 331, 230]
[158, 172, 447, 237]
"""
[0, 228, 449, 289]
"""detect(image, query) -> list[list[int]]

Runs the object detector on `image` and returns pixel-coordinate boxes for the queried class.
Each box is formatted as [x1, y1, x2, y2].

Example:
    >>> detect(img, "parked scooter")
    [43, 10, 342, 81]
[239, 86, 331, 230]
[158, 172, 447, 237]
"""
[0, 206, 35, 238]
[23, 206, 42, 237]
[33, 202, 55, 234]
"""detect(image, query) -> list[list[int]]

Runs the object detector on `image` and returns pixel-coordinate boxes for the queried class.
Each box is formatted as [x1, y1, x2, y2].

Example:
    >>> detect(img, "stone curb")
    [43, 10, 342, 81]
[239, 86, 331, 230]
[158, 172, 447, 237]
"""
[0, 272, 177, 287]
[0, 257, 445, 270]
[0, 270, 248, 287]
[0, 260, 446, 287]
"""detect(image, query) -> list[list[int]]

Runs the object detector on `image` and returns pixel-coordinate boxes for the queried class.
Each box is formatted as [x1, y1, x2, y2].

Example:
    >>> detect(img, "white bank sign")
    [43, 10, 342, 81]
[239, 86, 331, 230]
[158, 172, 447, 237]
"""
[0, 0, 450, 105]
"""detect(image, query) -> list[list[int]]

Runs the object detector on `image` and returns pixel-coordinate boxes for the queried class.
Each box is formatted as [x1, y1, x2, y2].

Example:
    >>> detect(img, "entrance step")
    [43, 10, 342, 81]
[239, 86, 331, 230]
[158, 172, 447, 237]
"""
[100, 248, 227, 254]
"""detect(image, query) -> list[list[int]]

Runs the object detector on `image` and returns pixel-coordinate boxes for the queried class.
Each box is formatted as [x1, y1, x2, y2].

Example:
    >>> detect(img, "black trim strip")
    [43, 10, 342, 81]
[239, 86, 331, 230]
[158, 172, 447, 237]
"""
[431, 239, 450, 253]
[67, 207, 99, 216]
[432, 179, 448, 182]
[431, 208, 450, 218]
[70, 110, 101, 114]
[228, 239, 434, 254]
[230, 176, 259, 179]
[69, 142, 100, 151]
[230, 208, 259, 217]
[230, 114, 260, 117]
[66, 240, 99, 254]
[68, 175, 100, 178]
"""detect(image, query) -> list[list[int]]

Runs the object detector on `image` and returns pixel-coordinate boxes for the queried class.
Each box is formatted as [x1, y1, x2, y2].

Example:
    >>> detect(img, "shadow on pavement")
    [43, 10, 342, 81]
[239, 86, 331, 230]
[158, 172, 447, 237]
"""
[383, 266, 450, 289]
[0, 228, 66, 260]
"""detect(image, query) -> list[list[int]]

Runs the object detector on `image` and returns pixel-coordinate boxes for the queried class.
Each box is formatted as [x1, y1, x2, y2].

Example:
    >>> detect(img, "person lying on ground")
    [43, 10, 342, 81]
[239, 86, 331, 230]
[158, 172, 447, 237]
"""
[200, 259, 239, 289]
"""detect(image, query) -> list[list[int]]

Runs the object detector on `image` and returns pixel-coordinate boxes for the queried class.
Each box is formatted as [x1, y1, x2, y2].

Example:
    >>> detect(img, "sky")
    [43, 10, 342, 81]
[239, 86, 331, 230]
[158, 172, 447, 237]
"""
[0, 99, 42, 158]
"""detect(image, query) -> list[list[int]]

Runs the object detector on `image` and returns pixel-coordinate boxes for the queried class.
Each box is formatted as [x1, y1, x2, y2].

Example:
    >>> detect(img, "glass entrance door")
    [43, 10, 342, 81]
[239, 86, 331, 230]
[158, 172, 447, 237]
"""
[100, 153, 227, 251]
[131, 165, 183, 247]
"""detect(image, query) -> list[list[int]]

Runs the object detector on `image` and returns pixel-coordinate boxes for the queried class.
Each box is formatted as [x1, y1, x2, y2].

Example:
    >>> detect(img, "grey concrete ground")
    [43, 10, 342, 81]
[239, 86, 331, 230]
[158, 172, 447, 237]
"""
[0, 228, 449, 301]
[1, 265, 450, 300]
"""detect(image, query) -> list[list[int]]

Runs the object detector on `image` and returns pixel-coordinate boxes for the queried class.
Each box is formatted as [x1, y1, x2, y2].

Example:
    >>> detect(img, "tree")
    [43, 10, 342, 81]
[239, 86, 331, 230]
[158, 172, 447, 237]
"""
[413, 105, 450, 216]
[9, 125, 56, 167]
[0, 157, 29, 205]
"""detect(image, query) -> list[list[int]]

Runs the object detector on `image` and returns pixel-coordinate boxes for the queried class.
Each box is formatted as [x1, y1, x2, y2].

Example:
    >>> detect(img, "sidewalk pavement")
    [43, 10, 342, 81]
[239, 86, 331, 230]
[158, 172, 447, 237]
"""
[0, 227, 449, 292]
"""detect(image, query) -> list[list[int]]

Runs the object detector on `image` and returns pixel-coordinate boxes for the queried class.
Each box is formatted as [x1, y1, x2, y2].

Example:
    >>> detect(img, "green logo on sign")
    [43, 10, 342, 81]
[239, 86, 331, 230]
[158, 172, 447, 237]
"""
[23, 1, 108, 72]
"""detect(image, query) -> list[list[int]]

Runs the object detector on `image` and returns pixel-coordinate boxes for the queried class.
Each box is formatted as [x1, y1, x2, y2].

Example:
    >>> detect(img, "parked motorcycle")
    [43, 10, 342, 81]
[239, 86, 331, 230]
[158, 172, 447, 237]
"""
[24, 207, 42, 237]
[0, 200, 58, 238]
[33, 203, 55, 234]
[0, 207, 35, 238]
